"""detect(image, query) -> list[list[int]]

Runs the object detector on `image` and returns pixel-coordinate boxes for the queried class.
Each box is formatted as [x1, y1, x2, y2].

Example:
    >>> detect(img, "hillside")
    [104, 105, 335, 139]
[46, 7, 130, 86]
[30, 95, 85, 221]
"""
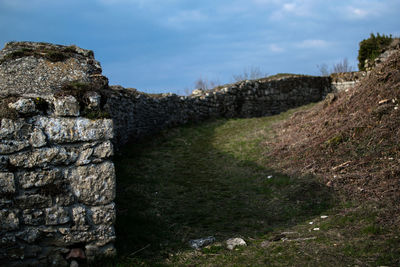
[266, 47, 400, 223]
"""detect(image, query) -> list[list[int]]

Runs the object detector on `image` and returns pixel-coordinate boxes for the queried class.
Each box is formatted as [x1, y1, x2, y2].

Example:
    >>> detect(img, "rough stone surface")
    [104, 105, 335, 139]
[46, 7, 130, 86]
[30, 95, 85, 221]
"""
[0, 41, 102, 96]
[66, 161, 116, 205]
[34, 117, 113, 143]
[0, 172, 15, 194]
[45, 206, 70, 225]
[90, 203, 116, 225]
[18, 169, 61, 189]
[0, 209, 19, 230]
[54, 95, 80, 117]
[8, 98, 37, 114]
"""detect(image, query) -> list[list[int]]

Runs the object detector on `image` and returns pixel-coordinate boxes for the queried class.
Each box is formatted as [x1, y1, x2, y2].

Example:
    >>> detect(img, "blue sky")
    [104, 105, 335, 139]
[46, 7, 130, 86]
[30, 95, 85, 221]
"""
[1, 0, 399, 94]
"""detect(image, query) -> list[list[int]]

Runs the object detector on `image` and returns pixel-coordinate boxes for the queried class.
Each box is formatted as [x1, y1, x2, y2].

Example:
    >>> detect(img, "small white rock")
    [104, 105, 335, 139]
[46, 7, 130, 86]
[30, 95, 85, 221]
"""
[313, 228, 320, 231]
[267, 175, 273, 179]
[226, 238, 246, 250]
[309, 222, 314, 225]
[320, 215, 328, 219]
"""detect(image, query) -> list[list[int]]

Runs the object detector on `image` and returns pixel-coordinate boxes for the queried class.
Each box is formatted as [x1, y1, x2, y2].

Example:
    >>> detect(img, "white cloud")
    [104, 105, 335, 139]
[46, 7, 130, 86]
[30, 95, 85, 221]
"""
[295, 39, 331, 49]
[269, 43, 285, 53]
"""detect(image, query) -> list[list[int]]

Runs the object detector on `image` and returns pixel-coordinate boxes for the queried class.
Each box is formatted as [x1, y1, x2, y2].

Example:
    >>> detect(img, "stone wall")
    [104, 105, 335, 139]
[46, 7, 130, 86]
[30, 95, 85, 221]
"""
[0, 41, 340, 265]
[0, 93, 116, 266]
[330, 71, 367, 92]
[106, 75, 332, 146]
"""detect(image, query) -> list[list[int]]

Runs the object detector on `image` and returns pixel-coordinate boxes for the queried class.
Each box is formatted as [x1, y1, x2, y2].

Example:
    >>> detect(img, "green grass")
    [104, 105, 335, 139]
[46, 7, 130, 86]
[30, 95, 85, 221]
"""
[94, 103, 400, 266]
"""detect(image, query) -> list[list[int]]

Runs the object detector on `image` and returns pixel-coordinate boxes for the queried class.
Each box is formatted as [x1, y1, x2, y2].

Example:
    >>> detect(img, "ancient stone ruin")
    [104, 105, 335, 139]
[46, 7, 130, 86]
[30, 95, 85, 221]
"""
[0, 41, 365, 266]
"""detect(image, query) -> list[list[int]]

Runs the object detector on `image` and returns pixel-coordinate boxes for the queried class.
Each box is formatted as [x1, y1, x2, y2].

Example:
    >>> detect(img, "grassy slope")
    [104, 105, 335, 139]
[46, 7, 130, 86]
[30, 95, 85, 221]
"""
[95, 50, 400, 266]
[95, 99, 399, 266]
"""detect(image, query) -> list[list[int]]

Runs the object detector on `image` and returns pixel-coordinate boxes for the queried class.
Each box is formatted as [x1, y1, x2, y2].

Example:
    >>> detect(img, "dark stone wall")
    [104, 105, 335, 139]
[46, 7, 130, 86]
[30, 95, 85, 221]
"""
[105, 76, 332, 147]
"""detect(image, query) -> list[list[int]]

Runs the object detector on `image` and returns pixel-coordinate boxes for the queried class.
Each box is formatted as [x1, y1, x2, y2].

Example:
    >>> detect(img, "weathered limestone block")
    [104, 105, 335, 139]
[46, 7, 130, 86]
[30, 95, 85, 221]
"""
[0, 209, 19, 230]
[15, 194, 52, 209]
[45, 206, 70, 225]
[15, 228, 41, 244]
[0, 41, 102, 95]
[8, 98, 36, 114]
[29, 127, 47, 148]
[34, 117, 113, 143]
[72, 205, 88, 230]
[17, 169, 61, 189]
[66, 161, 115, 205]
[92, 141, 113, 160]
[75, 147, 93, 166]
[0, 118, 31, 140]
[85, 91, 101, 109]
[22, 209, 44, 225]
[54, 191, 75, 206]
[0, 139, 29, 154]
[9, 147, 76, 168]
[54, 95, 80, 117]
[0, 172, 15, 194]
[89, 203, 116, 225]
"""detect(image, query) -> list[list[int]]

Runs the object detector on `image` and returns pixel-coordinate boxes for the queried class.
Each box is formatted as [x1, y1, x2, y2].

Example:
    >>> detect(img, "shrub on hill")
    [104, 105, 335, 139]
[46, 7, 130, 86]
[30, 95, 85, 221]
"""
[358, 33, 393, 70]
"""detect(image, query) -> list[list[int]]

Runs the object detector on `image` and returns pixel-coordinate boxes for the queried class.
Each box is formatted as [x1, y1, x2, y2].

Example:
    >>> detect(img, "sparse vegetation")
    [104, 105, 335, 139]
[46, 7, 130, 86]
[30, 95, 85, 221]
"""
[317, 58, 353, 76]
[232, 66, 268, 82]
[0, 45, 82, 64]
[358, 33, 394, 70]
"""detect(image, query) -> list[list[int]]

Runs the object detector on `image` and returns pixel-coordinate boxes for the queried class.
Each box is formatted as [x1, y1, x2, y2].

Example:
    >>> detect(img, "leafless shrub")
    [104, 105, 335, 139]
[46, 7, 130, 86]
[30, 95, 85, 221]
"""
[232, 66, 268, 82]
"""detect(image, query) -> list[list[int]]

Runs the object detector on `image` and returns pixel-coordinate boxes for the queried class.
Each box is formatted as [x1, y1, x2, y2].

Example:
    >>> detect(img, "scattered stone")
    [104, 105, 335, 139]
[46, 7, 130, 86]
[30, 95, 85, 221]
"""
[313, 228, 320, 231]
[189, 236, 216, 249]
[226, 238, 247, 250]
[320, 215, 328, 219]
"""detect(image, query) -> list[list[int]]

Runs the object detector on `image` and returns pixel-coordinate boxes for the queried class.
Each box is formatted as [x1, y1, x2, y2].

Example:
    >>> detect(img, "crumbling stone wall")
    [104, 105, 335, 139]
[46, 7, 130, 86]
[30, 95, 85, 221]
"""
[0, 42, 116, 266]
[330, 71, 367, 92]
[0, 94, 116, 266]
[0, 41, 102, 96]
[106, 75, 332, 146]
[0, 41, 336, 265]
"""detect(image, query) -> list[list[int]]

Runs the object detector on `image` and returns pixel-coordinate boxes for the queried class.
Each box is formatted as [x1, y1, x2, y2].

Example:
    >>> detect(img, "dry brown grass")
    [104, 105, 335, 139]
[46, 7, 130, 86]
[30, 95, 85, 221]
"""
[265, 49, 400, 226]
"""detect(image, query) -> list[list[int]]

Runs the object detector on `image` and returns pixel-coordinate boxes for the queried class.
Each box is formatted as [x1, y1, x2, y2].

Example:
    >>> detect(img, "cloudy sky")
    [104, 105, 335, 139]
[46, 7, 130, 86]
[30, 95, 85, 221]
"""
[0, 0, 399, 94]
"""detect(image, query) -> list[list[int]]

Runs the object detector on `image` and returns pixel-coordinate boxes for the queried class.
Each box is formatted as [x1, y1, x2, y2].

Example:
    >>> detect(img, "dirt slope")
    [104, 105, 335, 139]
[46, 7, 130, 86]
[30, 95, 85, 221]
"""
[266, 49, 400, 224]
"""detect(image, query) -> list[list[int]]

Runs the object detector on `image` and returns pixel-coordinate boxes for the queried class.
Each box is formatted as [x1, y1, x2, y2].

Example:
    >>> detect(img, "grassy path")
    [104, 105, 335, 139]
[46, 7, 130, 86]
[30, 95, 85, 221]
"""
[100, 103, 399, 266]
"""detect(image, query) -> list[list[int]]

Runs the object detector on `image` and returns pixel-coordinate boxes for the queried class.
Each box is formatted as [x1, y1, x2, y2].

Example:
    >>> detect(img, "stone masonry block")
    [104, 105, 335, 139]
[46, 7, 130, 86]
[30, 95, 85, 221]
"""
[54, 95, 80, 117]
[66, 161, 116, 205]
[45, 206, 70, 225]
[34, 117, 113, 143]
[0, 209, 19, 230]
[0, 172, 15, 194]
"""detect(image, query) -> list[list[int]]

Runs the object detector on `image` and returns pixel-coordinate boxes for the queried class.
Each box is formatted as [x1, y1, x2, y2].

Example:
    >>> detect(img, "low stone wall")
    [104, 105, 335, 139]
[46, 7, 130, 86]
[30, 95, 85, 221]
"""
[330, 71, 367, 92]
[106, 75, 332, 146]
[0, 94, 116, 266]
